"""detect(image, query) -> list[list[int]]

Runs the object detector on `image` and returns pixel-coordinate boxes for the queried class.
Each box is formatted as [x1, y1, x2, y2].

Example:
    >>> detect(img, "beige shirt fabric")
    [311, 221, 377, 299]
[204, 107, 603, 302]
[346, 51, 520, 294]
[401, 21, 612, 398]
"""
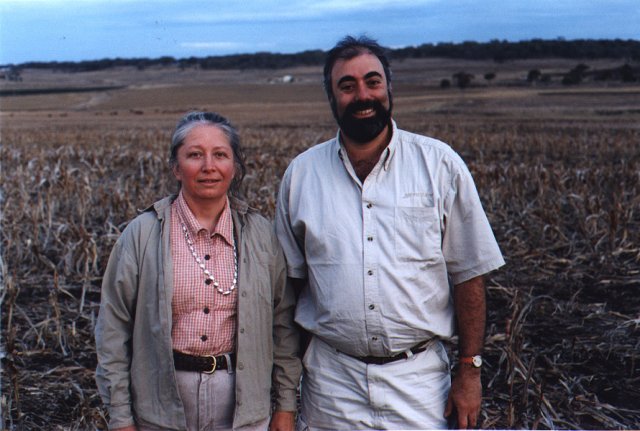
[171, 192, 238, 356]
[275, 121, 505, 358]
[95, 195, 301, 430]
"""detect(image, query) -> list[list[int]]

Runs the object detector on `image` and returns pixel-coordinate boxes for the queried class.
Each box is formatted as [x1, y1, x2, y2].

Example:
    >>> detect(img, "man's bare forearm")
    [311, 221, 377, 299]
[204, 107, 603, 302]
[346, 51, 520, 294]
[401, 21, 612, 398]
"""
[453, 275, 486, 357]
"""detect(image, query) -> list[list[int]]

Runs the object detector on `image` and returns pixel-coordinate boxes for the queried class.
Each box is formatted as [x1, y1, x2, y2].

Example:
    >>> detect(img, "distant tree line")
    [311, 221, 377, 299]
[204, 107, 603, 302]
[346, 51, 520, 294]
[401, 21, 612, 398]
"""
[392, 38, 640, 62]
[3, 39, 639, 73]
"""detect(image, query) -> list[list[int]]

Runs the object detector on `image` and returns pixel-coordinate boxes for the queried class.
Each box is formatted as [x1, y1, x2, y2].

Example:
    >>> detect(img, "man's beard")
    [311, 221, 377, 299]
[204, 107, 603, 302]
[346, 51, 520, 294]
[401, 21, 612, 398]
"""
[334, 97, 392, 144]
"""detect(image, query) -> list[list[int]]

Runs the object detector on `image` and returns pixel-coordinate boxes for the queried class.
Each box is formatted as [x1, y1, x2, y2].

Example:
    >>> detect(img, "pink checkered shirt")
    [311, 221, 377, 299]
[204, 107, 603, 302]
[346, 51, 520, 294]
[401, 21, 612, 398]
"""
[170, 192, 238, 356]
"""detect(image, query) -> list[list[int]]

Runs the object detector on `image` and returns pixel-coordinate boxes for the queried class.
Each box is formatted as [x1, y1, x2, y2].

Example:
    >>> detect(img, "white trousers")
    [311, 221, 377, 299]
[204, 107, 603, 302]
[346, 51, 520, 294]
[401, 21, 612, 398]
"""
[298, 336, 451, 431]
[139, 369, 269, 431]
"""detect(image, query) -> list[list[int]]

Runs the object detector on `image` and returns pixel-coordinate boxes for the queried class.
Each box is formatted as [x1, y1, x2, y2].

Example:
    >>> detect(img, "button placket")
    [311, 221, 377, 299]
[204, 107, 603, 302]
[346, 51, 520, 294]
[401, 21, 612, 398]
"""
[362, 191, 384, 356]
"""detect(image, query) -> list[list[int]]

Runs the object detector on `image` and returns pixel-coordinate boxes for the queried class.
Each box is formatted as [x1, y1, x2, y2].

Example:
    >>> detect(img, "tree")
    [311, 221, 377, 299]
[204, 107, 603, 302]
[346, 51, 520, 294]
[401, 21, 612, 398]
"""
[452, 71, 474, 89]
[527, 69, 542, 83]
[619, 64, 637, 82]
[484, 72, 496, 84]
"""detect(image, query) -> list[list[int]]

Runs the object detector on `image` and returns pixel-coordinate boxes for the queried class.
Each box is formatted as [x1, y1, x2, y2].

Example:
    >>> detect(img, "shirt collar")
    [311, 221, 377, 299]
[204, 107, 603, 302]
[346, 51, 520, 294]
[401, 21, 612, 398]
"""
[336, 119, 398, 172]
[175, 191, 234, 245]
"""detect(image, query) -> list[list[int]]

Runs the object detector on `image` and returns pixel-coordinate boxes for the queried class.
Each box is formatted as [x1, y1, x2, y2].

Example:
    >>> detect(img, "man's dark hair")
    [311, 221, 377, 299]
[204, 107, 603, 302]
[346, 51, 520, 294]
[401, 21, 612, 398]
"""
[323, 35, 392, 101]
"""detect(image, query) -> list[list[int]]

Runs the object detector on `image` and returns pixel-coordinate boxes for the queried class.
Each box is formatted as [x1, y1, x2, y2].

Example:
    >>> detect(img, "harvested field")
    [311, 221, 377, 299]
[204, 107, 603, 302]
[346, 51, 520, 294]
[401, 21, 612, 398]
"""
[1, 59, 640, 429]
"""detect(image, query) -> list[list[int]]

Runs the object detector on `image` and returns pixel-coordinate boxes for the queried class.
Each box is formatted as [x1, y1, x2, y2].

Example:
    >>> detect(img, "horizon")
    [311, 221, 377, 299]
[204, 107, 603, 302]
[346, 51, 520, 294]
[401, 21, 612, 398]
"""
[1, 0, 639, 65]
[5, 37, 640, 67]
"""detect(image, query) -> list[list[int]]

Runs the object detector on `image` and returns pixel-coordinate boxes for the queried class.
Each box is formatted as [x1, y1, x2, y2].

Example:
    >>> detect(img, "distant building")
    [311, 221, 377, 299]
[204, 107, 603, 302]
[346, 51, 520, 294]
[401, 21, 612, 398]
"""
[0, 67, 22, 81]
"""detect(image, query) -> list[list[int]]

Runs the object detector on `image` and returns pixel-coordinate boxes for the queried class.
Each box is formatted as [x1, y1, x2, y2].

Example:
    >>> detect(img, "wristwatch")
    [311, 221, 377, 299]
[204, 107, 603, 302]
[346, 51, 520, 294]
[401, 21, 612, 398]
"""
[459, 355, 483, 368]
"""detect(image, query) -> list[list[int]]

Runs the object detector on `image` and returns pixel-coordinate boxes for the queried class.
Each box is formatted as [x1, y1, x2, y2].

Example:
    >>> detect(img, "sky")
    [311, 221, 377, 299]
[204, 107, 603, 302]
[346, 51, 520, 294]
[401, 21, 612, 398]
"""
[0, 0, 639, 65]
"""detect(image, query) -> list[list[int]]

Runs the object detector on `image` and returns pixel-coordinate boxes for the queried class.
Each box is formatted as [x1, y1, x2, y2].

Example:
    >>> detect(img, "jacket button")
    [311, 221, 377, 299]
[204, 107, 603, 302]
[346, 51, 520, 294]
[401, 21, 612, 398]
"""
[237, 362, 244, 370]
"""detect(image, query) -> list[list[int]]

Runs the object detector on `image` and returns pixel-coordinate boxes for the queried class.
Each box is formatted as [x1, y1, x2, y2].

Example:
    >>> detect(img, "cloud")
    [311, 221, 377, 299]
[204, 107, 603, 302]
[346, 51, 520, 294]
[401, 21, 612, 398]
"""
[180, 42, 246, 50]
[179, 41, 274, 53]
[170, 0, 438, 24]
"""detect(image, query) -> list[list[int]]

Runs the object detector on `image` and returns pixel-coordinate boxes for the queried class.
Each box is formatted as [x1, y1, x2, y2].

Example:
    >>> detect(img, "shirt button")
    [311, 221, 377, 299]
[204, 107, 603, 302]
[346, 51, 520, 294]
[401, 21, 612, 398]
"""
[200, 335, 208, 342]
[368, 270, 373, 276]
[367, 203, 373, 209]
[205, 279, 212, 285]
[203, 307, 210, 314]
[367, 236, 373, 242]
[369, 304, 375, 310]
[204, 254, 211, 260]
[372, 337, 378, 341]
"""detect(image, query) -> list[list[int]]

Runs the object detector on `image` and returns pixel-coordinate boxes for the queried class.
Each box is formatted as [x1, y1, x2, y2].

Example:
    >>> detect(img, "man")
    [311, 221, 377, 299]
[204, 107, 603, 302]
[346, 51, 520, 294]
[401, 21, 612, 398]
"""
[275, 35, 505, 430]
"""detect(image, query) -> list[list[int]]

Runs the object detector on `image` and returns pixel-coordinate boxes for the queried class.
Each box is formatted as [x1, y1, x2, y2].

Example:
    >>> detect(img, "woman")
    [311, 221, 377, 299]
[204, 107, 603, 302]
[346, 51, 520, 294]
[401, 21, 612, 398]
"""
[95, 112, 301, 431]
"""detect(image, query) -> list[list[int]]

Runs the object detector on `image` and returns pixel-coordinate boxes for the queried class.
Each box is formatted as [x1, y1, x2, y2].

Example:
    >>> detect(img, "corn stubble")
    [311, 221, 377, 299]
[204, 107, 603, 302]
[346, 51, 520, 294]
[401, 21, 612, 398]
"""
[1, 115, 639, 429]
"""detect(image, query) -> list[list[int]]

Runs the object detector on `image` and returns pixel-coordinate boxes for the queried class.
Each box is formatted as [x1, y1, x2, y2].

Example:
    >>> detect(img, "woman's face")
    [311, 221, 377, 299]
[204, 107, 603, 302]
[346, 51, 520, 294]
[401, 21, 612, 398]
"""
[172, 124, 236, 207]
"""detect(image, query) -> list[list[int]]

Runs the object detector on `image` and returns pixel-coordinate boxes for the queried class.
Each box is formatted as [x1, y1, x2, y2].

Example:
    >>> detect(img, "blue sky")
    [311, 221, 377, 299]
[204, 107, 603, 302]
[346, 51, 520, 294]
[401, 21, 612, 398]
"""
[1, 0, 639, 65]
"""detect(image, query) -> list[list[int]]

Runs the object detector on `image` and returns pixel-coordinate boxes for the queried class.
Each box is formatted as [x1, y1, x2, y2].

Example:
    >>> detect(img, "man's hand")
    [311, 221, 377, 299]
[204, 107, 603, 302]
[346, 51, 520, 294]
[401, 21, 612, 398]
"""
[444, 366, 482, 429]
[269, 410, 296, 431]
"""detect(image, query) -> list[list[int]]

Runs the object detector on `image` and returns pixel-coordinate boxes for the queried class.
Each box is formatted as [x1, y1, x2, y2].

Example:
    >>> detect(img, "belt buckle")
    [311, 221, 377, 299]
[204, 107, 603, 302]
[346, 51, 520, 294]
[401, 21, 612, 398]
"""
[203, 355, 217, 374]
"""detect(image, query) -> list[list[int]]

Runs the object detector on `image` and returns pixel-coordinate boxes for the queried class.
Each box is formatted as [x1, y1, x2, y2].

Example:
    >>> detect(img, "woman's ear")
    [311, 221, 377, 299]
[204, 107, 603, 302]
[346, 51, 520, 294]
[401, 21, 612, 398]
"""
[171, 163, 182, 182]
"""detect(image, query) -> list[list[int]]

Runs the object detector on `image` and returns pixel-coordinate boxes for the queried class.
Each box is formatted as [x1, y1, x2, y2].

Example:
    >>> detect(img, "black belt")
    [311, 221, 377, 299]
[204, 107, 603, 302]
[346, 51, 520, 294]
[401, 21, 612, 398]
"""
[346, 341, 432, 365]
[173, 350, 235, 374]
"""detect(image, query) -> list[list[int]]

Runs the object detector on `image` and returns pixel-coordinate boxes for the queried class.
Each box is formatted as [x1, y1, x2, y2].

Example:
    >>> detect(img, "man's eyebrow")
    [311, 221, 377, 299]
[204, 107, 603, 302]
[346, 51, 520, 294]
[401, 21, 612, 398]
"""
[336, 71, 384, 86]
[337, 75, 356, 86]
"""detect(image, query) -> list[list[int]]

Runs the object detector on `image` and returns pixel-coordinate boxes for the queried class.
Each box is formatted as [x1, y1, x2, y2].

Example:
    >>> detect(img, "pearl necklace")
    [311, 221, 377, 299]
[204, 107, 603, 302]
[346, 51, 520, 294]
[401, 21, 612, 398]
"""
[180, 221, 238, 295]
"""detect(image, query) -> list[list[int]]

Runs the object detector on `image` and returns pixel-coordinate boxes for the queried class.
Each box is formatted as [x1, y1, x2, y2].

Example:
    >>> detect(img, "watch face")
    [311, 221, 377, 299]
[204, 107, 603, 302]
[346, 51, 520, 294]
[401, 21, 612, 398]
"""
[472, 356, 483, 367]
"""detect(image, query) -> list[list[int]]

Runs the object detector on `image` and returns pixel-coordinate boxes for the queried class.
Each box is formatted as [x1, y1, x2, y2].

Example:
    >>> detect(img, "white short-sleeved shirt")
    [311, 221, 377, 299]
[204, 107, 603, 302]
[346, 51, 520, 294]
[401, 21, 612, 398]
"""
[275, 121, 505, 357]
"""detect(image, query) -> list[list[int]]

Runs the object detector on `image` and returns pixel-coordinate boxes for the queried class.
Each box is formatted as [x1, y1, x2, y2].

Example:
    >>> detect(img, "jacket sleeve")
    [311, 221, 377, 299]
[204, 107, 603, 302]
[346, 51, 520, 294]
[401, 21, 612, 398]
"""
[94, 228, 140, 429]
[270, 230, 302, 412]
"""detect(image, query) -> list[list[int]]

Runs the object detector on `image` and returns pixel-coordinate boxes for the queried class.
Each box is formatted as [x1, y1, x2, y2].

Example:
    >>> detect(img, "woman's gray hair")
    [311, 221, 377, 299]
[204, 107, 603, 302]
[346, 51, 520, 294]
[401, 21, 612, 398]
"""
[169, 111, 246, 198]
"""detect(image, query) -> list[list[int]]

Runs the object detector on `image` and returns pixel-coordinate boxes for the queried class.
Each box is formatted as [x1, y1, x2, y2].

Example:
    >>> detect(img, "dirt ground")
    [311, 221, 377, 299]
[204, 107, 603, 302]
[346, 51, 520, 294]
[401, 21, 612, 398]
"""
[2, 58, 640, 429]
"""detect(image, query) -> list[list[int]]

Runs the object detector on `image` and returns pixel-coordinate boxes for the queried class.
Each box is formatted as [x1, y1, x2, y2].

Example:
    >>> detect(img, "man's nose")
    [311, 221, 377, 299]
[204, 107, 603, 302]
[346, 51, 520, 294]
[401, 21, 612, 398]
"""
[355, 81, 372, 101]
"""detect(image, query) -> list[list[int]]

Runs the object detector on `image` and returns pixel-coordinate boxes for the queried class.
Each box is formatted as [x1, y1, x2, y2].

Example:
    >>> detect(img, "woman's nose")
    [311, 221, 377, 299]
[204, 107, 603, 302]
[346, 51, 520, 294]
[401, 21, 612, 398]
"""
[201, 154, 216, 171]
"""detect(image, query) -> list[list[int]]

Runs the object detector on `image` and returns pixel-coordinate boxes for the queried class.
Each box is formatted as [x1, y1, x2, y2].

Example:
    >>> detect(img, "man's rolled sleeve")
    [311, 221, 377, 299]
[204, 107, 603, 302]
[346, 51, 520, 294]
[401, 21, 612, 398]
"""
[443, 165, 505, 285]
[275, 166, 308, 279]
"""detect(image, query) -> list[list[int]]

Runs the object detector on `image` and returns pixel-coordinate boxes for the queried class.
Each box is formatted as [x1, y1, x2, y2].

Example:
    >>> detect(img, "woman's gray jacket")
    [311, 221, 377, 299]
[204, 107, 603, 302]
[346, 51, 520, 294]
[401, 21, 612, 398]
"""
[95, 195, 301, 430]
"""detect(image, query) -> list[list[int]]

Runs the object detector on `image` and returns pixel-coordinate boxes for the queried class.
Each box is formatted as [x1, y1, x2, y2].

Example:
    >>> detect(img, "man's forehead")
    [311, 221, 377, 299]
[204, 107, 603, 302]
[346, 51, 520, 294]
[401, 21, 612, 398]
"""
[331, 53, 385, 81]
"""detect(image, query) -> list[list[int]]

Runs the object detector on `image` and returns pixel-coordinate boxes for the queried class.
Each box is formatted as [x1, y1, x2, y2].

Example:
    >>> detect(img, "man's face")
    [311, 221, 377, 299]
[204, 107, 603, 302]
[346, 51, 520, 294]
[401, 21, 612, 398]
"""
[330, 53, 392, 144]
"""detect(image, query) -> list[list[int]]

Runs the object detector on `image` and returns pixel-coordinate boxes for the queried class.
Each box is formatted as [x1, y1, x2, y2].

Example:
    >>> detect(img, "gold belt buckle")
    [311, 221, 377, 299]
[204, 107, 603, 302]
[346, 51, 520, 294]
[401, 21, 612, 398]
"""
[204, 355, 217, 374]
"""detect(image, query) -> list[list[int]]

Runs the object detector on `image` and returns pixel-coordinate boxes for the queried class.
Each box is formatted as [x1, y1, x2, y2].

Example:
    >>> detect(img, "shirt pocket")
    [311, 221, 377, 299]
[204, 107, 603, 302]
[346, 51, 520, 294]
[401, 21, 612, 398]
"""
[394, 206, 442, 262]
